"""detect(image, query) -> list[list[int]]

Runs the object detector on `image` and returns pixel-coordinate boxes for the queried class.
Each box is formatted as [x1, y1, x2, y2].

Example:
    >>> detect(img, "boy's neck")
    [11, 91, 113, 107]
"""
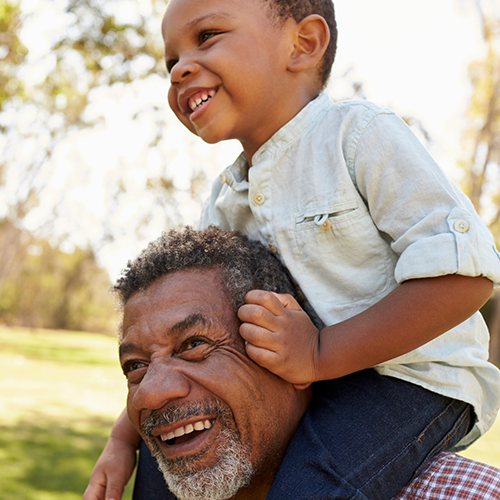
[242, 90, 321, 167]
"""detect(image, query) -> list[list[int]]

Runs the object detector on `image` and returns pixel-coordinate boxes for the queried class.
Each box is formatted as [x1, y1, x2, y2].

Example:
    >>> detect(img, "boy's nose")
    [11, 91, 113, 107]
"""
[132, 361, 191, 411]
[170, 58, 199, 85]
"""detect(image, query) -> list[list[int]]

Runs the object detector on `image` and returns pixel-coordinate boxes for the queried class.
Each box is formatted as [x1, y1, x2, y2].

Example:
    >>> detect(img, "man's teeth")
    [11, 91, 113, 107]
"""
[189, 90, 216, 111]
[160, 419, 212, 441]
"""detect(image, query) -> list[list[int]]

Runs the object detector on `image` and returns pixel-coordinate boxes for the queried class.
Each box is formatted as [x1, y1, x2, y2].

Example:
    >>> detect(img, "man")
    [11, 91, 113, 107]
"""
[118, 226, 312, 500]
[91, 225, 500, 500]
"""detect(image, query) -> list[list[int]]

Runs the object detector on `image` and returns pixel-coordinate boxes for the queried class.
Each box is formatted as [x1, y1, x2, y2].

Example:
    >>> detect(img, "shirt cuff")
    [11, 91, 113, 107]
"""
[394, 207, 500, 284]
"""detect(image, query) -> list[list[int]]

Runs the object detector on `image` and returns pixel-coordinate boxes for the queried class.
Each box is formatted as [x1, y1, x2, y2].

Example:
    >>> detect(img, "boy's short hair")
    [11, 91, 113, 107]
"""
[265, 0, 337, 89]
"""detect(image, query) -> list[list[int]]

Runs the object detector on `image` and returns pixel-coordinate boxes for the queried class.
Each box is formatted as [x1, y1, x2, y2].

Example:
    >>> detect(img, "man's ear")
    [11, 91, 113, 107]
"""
[287, 15, 330, 74]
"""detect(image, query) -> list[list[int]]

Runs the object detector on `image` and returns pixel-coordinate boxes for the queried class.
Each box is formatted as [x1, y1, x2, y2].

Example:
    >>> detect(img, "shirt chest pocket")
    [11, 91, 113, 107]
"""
[293, 202, 398, 306]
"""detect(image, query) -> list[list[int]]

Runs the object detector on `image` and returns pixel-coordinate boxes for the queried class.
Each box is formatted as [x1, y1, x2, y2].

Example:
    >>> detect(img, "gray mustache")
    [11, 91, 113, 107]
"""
[141, 399, 229, 437]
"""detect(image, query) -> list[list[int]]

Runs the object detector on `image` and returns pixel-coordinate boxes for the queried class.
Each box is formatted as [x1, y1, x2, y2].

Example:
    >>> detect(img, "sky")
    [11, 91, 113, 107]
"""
[11, 0, 491, 278]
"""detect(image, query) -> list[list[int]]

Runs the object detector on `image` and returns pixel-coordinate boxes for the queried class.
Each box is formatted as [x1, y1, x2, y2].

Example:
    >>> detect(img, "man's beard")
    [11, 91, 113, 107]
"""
[142, 399, 254, 500]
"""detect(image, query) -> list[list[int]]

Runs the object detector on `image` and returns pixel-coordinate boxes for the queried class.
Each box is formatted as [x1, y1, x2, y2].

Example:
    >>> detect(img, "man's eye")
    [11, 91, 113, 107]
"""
[185, 338, 206, 350]
[122, 360, 146, 375]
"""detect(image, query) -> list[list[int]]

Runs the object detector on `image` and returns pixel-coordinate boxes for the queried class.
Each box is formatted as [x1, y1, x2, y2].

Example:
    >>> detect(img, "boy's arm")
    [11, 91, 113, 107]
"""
[83, 408, 141, 500]
[239, 274, 493, 386]
[316, 274, 492, 381]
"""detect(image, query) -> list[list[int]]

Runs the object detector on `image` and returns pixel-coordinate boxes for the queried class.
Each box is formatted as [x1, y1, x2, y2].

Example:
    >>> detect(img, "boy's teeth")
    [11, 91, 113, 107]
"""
[160, 419, 213, 441]
[188, 90, 216, 112]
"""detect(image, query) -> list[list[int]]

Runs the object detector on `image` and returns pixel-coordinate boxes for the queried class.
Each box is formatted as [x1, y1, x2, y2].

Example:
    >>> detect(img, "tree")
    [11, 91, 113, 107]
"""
[0, 219, 117, 332]
[0, 0, 181, 272]
[458, 0, 500, 362]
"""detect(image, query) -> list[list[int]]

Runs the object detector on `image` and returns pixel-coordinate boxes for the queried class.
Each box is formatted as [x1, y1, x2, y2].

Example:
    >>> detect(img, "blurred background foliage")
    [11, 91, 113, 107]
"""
[0, 0, 500, 498]
[0, 0, 499, 353]
[0, 0, 170, 333]
[458, 2, 500, 361]
[0, 220, 115, 332]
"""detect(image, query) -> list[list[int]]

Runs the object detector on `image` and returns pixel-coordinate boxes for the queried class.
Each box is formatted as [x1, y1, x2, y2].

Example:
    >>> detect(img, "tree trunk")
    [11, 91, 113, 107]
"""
[487, 290, 500, 365]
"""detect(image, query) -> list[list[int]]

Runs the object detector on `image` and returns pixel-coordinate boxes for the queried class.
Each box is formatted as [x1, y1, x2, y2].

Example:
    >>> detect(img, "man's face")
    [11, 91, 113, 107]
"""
[120, 268, 309, 499]
[162, 0, 300, 160]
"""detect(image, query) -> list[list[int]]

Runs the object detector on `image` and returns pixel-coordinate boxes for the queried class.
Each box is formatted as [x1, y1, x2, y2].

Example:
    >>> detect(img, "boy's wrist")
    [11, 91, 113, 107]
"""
[311, 326, 325, 383]
[315, 324, 345, 382]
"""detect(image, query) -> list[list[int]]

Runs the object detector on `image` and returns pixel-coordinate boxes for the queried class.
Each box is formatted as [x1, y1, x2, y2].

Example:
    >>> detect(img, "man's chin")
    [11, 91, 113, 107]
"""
[151, 426, 254, 500]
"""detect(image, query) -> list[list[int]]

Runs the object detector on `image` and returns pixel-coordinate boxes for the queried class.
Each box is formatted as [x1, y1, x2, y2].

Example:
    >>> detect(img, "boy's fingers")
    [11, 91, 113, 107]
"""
[244, 290, 285, 315]
[238, 303, 279, 329]
[239, 322, 279, 350]
[271, 292, 302, 311]
[293, 382, 312, 390]
[83, 472, 125, 500]
[105, 483, 124, 500]
[83, 479, 106, 500]
[244, 341, 281, 371]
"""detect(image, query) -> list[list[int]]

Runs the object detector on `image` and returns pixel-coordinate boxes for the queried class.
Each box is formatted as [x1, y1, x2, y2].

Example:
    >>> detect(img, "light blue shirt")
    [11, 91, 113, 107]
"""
[198, 94, 500, 448]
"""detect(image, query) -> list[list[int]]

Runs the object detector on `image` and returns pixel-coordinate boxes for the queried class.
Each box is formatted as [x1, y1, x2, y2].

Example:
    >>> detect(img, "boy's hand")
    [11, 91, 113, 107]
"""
[238, 290, 320, 389]
[83, 435, 137, 500]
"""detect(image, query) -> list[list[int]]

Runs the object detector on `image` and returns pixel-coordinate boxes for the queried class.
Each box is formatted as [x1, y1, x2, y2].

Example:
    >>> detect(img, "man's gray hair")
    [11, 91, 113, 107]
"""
[113, 226, 299, 312]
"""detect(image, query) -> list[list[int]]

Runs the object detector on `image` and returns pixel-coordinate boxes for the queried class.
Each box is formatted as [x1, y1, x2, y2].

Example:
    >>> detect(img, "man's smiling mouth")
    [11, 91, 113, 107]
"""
[160, 418, 213, 445]
[188, 89, 216, 112]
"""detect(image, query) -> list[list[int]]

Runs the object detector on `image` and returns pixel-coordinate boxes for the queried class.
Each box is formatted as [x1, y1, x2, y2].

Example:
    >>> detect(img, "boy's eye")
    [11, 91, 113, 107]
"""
[166, 59, 178, 73]
[199, 31, 218, 44]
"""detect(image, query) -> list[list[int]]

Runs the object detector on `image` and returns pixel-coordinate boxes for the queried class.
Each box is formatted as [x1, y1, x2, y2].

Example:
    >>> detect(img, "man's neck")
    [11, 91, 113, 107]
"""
[232, 474, 274, 500]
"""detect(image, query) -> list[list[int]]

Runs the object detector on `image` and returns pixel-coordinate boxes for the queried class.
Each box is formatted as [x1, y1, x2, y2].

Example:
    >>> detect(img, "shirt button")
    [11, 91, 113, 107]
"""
[220, 173, 227, 184]
[253, 193, 265, 205]
[454, 220, 470, 233]
[320, 219, 331, 231]
[269, 243, 278, 253]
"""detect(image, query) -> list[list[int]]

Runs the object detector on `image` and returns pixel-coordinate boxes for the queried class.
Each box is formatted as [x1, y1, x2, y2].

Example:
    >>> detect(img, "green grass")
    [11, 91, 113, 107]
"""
[0, 326, 134, 500]
[1, 326, 499, 500]
[459, 402, 500, 467]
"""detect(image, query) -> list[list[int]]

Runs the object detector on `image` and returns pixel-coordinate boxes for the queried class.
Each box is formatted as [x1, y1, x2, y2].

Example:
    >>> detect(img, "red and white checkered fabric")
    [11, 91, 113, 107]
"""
[394, 452, 500, 499]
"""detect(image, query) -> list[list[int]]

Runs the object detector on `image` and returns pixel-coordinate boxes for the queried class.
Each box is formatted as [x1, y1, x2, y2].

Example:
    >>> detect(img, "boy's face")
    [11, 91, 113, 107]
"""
[162, 0, 301, 160]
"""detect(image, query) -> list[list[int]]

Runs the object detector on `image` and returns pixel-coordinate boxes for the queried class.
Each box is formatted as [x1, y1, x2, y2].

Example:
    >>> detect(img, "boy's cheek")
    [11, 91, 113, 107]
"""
[167, 84, 178, 111]
[168, 86, 198, 136]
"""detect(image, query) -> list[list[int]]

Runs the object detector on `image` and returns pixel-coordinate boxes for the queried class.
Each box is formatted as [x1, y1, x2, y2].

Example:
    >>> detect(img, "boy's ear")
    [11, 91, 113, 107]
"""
[287, 15, 330, 75]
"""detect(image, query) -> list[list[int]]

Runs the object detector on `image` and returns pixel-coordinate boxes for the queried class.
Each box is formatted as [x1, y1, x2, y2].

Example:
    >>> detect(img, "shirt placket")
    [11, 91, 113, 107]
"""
[248, 156, 278, 256]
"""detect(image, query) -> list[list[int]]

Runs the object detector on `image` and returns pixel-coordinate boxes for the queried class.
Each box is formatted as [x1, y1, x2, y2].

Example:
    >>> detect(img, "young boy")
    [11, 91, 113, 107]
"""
[85, 0, 500, 498]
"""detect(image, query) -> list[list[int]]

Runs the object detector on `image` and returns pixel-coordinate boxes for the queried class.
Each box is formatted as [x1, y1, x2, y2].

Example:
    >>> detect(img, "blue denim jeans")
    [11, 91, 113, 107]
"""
[133, 369, 472, 500]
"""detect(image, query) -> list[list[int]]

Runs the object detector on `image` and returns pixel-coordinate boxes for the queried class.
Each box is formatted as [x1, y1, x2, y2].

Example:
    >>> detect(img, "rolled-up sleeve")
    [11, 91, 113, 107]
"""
[350, 110, 500, 285]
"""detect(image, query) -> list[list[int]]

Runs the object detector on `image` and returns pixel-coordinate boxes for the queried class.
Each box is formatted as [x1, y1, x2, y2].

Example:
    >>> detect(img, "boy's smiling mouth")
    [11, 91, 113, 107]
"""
[187, 89, 216, 114]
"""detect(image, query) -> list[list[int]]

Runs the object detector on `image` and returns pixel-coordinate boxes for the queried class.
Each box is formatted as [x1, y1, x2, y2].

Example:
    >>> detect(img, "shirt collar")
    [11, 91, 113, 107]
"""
[252, 93, 333, 163]
[222, 93, 333, 190]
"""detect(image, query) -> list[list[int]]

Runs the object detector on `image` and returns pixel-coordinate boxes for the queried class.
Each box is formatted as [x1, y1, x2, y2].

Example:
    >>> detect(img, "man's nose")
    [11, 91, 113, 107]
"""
[170, 56, 199, 86]
[132, 362, 190, 411]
